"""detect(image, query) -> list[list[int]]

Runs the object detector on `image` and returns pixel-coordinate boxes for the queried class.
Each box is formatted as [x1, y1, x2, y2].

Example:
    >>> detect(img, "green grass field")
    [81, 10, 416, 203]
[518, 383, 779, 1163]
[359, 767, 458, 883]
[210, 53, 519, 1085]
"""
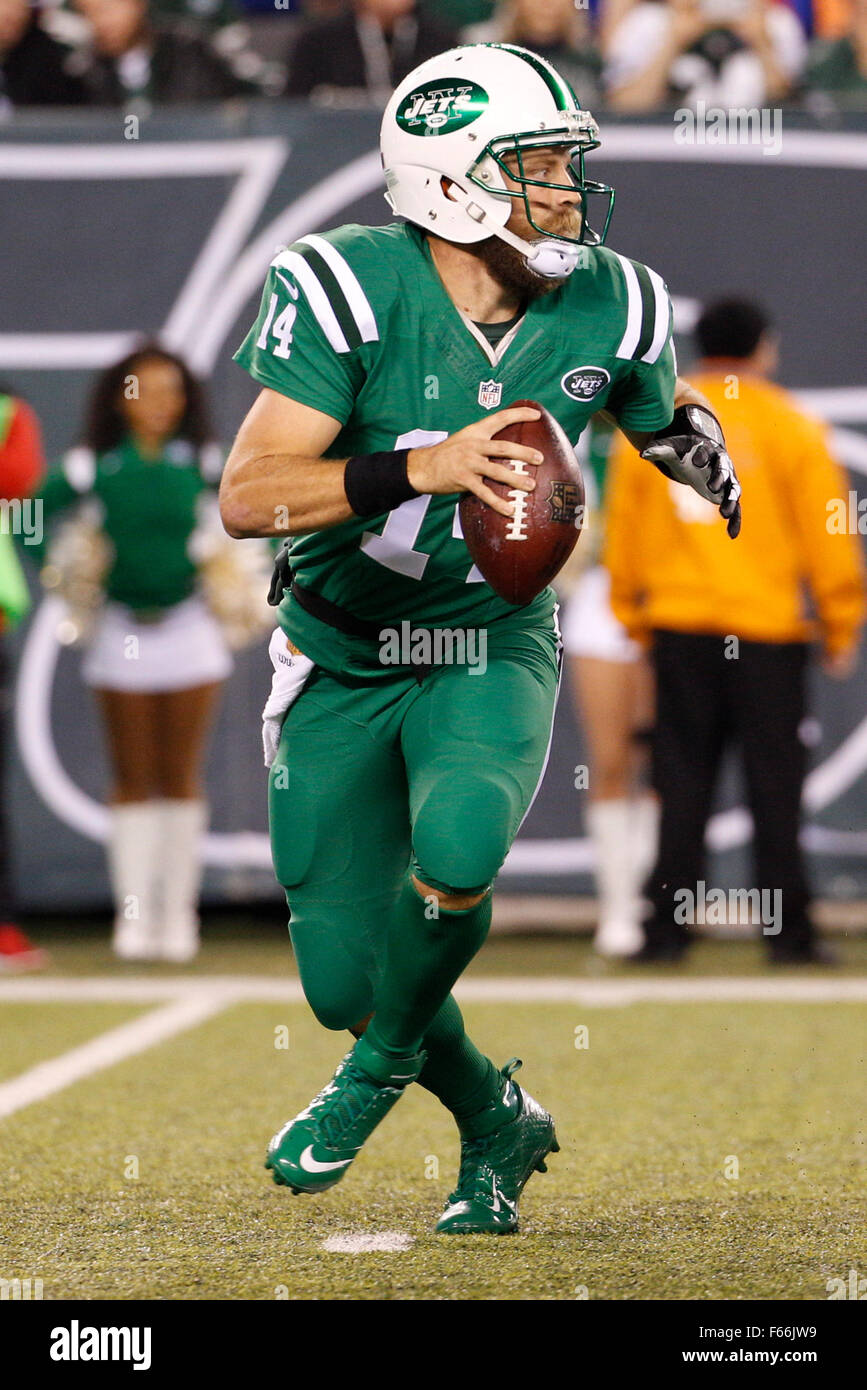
[1, 924, 865, 1301]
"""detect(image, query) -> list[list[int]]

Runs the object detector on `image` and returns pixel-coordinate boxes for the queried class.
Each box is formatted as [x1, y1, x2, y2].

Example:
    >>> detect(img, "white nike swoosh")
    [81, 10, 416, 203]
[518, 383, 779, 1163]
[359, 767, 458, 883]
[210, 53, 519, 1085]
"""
[299, 1144, 353, 1174]
[490, 1180, 512, 1215]
[275, 271, 299, 299]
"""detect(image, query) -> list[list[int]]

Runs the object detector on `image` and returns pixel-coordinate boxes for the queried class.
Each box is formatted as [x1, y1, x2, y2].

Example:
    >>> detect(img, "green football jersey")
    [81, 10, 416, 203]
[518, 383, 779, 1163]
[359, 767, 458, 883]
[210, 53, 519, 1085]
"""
[31, 436, 223, 611]
[234, 220, 675, 671]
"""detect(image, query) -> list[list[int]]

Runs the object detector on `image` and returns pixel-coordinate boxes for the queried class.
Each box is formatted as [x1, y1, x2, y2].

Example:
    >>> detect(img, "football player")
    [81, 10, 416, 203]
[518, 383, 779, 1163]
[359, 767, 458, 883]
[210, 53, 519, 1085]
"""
[221, 42, 741, 1234]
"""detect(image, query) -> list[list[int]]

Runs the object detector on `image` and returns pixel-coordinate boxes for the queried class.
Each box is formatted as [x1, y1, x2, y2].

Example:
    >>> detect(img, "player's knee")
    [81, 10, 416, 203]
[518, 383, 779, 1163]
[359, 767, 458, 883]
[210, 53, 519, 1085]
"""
[304, 985, 373, 1033]
[412, 787, 512, 895]
[412, 876, 489, 912]
[297, 961, 373, 1031]
[412, 836, 505, 901]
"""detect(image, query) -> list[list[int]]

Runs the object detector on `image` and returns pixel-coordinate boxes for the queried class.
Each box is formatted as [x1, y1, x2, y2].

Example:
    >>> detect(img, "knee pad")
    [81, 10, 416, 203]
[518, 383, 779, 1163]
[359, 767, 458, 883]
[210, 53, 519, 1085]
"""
[301, 978, 374, 1033]
[412, 784, 513, 896]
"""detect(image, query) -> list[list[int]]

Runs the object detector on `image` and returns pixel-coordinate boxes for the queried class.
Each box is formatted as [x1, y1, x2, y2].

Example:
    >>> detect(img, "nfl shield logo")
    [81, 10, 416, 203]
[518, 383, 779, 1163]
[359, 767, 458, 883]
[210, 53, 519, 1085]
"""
[478, 379, 503, 409]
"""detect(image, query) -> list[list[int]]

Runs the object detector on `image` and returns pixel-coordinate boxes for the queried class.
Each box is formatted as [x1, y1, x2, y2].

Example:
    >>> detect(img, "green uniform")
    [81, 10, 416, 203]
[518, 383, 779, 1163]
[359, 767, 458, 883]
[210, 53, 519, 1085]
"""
[31, 437, 222, 612]
[235, 220, 674, 1076]
[235, 220, 675, 676]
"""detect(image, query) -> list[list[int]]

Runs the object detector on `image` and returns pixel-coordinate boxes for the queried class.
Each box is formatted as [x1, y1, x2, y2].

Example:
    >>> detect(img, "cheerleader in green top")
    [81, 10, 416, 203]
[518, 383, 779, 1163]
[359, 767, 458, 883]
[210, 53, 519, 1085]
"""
[33, 345, 232, 962]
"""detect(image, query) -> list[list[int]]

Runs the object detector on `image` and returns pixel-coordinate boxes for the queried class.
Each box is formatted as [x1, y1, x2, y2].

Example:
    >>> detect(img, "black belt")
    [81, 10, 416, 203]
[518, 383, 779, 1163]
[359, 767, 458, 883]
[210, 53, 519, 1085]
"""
[267, 545, 432, 682]
[290, 580, 382, 642]
[267, 542, 382, 641]
[292, 581, 432, 684]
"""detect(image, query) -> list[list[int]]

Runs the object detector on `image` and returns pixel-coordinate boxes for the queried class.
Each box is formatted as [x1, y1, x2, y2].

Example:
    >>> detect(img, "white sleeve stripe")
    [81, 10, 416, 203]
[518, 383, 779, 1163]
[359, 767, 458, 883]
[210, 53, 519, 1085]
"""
[297, 234, 379, 344]
[270, 249, 350, 354]
[611, 252, 642, 360]
[642, 265, 671, 364]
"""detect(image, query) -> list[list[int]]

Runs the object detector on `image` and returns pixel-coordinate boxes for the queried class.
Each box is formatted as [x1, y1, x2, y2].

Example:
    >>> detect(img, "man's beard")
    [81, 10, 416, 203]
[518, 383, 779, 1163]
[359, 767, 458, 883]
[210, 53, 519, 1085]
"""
[466, 210, 583, 301]
[466, 235, 561, 300]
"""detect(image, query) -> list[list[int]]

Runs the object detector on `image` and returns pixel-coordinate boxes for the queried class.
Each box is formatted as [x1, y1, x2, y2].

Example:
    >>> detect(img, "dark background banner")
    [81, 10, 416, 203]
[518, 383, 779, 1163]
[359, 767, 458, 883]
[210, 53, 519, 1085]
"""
[2, 104, 865, 909]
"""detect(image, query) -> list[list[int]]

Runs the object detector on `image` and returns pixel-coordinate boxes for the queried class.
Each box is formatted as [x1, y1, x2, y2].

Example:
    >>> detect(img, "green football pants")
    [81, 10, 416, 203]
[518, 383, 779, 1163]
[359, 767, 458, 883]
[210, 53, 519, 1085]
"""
[268, 628, 560, 1032]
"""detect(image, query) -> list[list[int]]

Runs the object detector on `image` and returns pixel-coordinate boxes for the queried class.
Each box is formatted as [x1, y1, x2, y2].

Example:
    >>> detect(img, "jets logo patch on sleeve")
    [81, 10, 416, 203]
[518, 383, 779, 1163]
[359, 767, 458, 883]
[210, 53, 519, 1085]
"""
[561, 366, 610, 402]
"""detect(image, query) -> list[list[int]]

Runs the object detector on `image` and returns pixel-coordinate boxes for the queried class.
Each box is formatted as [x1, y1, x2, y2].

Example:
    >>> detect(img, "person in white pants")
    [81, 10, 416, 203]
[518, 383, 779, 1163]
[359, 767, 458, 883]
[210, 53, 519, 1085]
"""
[563, 564, 659, 957]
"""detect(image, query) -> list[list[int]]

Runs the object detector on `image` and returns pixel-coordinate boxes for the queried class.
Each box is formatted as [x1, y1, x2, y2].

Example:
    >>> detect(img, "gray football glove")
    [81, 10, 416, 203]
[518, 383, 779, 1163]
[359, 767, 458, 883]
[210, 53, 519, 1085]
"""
[641, 404, 742, 539]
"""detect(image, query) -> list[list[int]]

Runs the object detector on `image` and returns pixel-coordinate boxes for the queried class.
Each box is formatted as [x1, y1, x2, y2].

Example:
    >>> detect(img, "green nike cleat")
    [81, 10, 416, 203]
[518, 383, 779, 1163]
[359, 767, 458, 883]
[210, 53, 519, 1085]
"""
[265, 1034, 426, 1195]
[435, 1059, 558, 1235]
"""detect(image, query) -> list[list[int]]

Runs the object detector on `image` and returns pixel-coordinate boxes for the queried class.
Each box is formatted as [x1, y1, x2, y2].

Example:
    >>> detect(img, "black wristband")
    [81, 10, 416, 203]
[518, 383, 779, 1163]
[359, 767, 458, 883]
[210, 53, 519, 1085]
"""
[344, 450, 417, 517]
[653, 404, 726, 448]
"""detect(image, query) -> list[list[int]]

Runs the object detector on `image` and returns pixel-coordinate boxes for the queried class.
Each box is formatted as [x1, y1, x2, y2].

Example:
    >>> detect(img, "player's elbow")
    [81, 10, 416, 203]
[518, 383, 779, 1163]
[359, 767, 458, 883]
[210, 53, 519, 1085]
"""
[221, 515, 248, 540]
[219, 482, 258, 539]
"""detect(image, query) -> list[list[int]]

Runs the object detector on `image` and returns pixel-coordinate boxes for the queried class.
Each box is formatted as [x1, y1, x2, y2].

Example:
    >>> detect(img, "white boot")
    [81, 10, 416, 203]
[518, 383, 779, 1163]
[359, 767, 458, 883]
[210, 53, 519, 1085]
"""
[108, 802, 162, 961]
[631, 793, 660, 903]
[587, 798, 646, 957]
[155, 799, 207, 963]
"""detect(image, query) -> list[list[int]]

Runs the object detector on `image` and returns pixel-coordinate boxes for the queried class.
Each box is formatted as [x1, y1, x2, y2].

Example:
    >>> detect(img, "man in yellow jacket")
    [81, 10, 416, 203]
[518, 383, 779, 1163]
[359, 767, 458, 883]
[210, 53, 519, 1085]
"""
[605, 297, 865, 963]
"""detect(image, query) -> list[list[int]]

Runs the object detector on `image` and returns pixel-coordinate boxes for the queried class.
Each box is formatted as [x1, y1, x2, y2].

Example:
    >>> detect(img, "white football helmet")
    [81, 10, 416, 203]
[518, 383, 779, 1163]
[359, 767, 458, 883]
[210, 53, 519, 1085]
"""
[380, 43, 615, 279]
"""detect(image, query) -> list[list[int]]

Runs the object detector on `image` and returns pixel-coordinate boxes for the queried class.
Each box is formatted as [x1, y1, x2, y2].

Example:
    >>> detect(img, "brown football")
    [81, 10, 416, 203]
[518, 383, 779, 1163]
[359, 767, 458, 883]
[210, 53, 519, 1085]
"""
[459, 399, 585, 606]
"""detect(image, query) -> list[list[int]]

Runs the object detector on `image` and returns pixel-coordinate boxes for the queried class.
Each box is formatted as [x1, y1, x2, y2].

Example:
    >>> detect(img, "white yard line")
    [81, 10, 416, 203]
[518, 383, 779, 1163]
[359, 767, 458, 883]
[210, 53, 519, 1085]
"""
[0, 992, 229, 1121]
[0, 977, 306, 1003]
[456, 977, 867, 1004]
[2, 975, 867, 1006]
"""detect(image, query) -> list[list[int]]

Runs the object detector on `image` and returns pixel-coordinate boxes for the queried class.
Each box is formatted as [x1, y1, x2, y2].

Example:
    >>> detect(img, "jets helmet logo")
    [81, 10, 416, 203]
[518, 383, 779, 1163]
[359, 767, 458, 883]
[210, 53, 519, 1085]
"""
[396, 80, 489, 137]
[478, 379, 503, 409]
[561, 366, 611, 402]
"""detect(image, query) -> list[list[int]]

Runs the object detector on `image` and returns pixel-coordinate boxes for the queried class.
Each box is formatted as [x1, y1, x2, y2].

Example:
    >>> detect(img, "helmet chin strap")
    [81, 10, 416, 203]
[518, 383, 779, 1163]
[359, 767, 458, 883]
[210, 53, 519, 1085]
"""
[498, 225, 583, 279]
[447, 184, 582, 280]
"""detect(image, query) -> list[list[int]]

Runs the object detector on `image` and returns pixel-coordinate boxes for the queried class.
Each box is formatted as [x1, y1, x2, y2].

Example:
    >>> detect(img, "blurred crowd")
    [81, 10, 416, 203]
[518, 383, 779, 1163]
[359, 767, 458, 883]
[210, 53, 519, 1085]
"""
[1, 0, 865, 113]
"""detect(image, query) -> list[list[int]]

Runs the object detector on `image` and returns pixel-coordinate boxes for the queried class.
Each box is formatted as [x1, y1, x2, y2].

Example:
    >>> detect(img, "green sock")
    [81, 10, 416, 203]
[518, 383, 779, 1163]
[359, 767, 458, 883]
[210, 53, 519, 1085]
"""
[416, 995, 502, 1121]
[366, 875, 492, 1057]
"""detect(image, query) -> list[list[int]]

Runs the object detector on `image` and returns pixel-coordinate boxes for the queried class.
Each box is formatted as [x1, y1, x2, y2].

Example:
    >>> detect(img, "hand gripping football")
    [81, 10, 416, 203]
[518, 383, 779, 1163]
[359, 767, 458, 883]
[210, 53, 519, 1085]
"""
[459, 399, 585, 606]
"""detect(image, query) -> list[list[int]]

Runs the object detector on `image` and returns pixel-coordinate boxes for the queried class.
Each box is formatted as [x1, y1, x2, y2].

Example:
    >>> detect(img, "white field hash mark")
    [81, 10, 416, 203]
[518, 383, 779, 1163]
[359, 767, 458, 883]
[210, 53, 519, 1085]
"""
[2, 975, 867, 1121]
[322, 1232, 415, 1254]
